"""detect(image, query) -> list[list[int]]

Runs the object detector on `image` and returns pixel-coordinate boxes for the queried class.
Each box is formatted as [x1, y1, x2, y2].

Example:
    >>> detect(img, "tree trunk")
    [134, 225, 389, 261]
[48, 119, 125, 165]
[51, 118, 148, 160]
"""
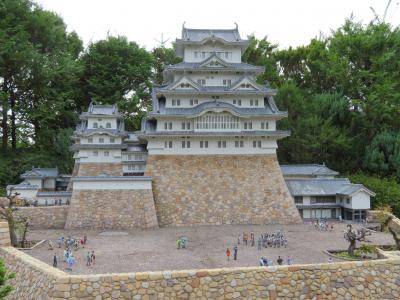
[348, 239, 356, 255]
[10, 92, 16, 151]
[388, 227, 400, 250]
[1, 80, 8, 152]
[6, 210, 18, 247]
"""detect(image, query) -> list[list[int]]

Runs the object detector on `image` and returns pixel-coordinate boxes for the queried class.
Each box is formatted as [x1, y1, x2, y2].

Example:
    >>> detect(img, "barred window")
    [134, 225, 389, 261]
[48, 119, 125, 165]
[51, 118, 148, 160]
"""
[195, 113, 239, 130]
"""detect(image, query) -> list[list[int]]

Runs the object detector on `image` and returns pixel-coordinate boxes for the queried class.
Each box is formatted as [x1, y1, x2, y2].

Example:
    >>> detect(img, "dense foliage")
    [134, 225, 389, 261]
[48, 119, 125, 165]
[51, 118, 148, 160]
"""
[1, 0, 400, 214]
[0, 258, 14, 299]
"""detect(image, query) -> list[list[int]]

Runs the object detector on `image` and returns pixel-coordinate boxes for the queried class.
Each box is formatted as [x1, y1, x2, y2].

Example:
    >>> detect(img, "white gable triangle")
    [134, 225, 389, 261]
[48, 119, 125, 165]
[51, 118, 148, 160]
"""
[199, 54, 229, 68]
[230, 77, 261, 91]
[169, 76, 201, 91]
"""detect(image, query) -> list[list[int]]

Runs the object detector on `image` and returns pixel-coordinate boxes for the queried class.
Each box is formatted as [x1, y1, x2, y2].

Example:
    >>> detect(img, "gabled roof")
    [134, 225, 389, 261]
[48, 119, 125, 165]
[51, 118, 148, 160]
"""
[80, 103, 122, 119]
[337, 184, 376, 197]
[175, 25, 249, 57]
[164, 61, 264, 74]
[285, 178, 375, 197]
[168, 76, 202, 91]
[7, 181, 39, 190]
[21, 168, 58, 179]
[182, 26, 243, 43]
[281, 164, 339, 177]
[198, 53, 230, 68]
[229, 76, 262, 91]
[150, 100, 287, 118]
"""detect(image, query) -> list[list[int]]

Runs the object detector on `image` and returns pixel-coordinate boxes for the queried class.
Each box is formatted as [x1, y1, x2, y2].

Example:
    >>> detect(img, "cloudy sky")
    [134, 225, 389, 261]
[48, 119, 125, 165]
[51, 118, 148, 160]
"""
[36, 0, 400, 49]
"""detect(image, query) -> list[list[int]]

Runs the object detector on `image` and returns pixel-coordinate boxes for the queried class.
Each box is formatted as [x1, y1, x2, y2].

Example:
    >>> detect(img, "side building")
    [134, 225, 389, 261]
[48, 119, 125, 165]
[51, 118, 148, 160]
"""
[281, 164, 375, 221]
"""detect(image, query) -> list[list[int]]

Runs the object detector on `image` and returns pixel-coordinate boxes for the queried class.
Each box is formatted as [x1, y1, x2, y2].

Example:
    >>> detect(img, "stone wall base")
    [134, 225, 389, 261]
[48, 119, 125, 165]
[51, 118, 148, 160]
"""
[64, 189, 158, 229]
[77, 162, 122, 176]
[145, 154, 302, 226]
[14, 206, 69, 229]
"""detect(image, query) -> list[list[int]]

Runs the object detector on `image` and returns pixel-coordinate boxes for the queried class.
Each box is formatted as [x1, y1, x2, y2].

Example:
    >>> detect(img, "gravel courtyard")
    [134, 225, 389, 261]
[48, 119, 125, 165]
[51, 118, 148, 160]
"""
[22, 222, 394, 275]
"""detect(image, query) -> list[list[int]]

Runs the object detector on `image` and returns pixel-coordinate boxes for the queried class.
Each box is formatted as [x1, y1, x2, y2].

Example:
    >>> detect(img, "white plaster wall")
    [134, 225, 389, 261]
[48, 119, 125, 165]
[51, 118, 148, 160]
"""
[43, 178, 56, 190]
[349, 191, 371, 209]
[11, 189, 37, 200]
[184, 45, 241, 63]
[73, 180, 152, 190]
[122, 164, 146, 173]
[188, 74, 241, 86]
[35, 196, 70, 205]
[78, 149, 122, 163]
[302, 196, 311, 205]
[165, 96, 266, 109]
[26, 179, 43, 189]
[147, 137, 277, 155]
[87, 117, 118, 129]
[121, 153, 147, 161]
[81, 135, 121, 144]
[156, 116, 276, 132]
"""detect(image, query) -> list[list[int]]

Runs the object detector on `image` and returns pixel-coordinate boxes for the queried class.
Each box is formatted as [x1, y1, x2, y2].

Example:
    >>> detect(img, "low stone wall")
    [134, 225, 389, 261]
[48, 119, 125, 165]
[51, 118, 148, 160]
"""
[0, 221, 10, 246]
[64, 189, 158, 229]
[146, 154, 301, 226]
[77, 163, 122, 176]
[1, 243, 400, 300]
[1, 246, 65, 300]
[14, 206, 69, 229]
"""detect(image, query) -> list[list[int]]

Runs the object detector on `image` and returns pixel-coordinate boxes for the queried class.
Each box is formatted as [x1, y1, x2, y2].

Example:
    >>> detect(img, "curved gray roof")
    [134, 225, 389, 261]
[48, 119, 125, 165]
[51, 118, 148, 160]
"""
[150, 100, 286, 117]
[285, 178, 375, 197]
[281, 164, 339, 176]
[21, 168, 58, 178]
[181, 27, 243, 42]
[165, 61, 263, 73]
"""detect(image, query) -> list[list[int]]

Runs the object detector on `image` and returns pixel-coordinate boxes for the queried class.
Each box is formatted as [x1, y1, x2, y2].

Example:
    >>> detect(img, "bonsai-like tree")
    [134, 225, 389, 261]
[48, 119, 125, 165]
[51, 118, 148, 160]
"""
[0, 258, 14, 299]
[344, 224, 370, 255]
[0, 189, 19, 247]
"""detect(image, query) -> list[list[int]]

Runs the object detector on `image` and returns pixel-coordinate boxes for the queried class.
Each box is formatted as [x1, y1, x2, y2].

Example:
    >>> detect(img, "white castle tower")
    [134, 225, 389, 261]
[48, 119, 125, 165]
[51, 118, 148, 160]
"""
[140, 25, 301, 226]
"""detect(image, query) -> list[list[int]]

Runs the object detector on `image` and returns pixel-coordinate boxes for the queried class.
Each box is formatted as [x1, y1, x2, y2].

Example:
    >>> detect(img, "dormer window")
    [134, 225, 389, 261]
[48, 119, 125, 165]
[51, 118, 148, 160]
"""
[106, 122, 111, 128]
[93, 122, 98, 128]
[99, 137, 104, 143]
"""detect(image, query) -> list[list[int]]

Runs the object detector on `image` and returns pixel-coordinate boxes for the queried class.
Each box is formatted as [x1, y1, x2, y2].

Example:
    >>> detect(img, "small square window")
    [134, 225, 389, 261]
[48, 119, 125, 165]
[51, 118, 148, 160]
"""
[261, 122, 265, 129]
[93, 151, 98, 156]
[172, 99, 176, 106]
[99, 138, 104, 143]
[250, 100, 254, 106]
[194, 99, 198, 105]
[168, 122, 172, 130]
[110, 138, 115, 143]
[255, 100, 259, 106]
[177, 99, 181, 106]
[240, 141, 244, 148]
[258, 141, 261, 148]
[88, 138, 93, 143]
[238, 100, 242, 106]
[104, 151, 109, 157]
[182, 122, 186, 130]
[190, 99, 193, 106]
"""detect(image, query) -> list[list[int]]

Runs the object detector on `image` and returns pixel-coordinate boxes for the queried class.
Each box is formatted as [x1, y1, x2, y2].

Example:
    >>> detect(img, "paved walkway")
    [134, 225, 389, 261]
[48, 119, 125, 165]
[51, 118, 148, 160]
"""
[22, 222, 394, 274]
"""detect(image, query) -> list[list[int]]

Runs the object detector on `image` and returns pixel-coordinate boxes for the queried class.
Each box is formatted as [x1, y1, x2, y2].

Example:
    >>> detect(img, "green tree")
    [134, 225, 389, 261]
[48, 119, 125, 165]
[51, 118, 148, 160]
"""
[364, 132, 400, 178]
[79, 36, 153, 130]
[151, 46, 181, 85]
[0, 257, 14, 299]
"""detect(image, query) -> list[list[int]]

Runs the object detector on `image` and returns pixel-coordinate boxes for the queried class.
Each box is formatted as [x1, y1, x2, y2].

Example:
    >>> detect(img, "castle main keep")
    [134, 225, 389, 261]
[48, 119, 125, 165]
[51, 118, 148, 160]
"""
[65, 25, 302, 228]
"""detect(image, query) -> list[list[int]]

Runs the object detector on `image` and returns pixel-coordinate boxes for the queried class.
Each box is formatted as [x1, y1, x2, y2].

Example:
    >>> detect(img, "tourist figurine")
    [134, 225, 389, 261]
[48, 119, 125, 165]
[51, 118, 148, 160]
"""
[91, 251, 96, 265]
[267, 259, 272, 266]
[259, 257, 265, 266]
[53, 254, 57, 268]
[233, 246, 238, 260]
[257, 237, 262, 250]
[287, 256, 292, 265]
[226, 248, 231, 261]
[67, 254, 75, 271]
[277, 256, 283, 265]
[86, 252, 91, 266]
[83, 235, 87, 245]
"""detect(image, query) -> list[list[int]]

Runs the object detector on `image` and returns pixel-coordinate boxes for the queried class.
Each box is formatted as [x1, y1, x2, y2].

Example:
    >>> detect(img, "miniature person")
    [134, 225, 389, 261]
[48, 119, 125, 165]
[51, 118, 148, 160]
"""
[259, 257, 265, 266]
[83, 234, 87, 245]
[287, 256, 292, 265]
[257, 237, 262, 250]
[53, 253, 57, 268]
[86, 252, 91, 266]
[267, 259, 272, 266]
[67, 254, 75, 271]
[226, 248, 231, 261]
[277, 256, 283, 265]
[63, 249, 68, 262]
[233, 246, 238, 260]
[250, 232, 255, 246]
[91, 250, 96, 265]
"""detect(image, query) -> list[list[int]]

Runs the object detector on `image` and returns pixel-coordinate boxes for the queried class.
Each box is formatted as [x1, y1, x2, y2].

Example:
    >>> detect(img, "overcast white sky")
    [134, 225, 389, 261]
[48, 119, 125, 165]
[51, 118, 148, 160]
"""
[36, 0, 400, 50]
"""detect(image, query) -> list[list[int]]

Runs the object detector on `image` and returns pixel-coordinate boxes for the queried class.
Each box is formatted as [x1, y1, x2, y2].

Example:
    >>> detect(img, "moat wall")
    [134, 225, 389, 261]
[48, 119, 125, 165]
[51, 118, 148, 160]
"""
[145, 154, 302, 226]
[1, 244, 400, 299]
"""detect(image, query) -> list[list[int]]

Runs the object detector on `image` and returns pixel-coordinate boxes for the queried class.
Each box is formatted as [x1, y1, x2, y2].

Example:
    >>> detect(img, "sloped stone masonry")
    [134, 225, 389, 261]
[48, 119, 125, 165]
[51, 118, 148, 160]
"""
[64, 190, 158, 229]
[77, 163, 123, 176]
[14, 206, 68, 229]
[145, 154, 302, 226]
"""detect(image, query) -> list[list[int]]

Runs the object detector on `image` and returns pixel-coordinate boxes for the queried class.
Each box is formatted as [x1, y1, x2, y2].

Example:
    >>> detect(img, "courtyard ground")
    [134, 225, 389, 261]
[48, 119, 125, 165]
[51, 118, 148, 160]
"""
[22, 222, 394, 275]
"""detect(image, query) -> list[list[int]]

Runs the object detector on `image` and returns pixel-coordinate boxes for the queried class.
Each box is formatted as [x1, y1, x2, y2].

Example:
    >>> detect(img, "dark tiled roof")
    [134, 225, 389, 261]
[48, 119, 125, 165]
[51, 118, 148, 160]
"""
[21, 168, 58, 178]
[151, 101, 285, 117]
[181, 27, 243, 42]
[281, 164, 339, 176]
[166, 61, 263, 72]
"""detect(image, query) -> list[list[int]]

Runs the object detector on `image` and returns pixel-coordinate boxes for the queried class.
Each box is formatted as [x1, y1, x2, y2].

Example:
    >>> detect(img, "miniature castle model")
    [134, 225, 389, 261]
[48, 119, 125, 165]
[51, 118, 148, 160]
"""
[7, 25, 374, 229]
